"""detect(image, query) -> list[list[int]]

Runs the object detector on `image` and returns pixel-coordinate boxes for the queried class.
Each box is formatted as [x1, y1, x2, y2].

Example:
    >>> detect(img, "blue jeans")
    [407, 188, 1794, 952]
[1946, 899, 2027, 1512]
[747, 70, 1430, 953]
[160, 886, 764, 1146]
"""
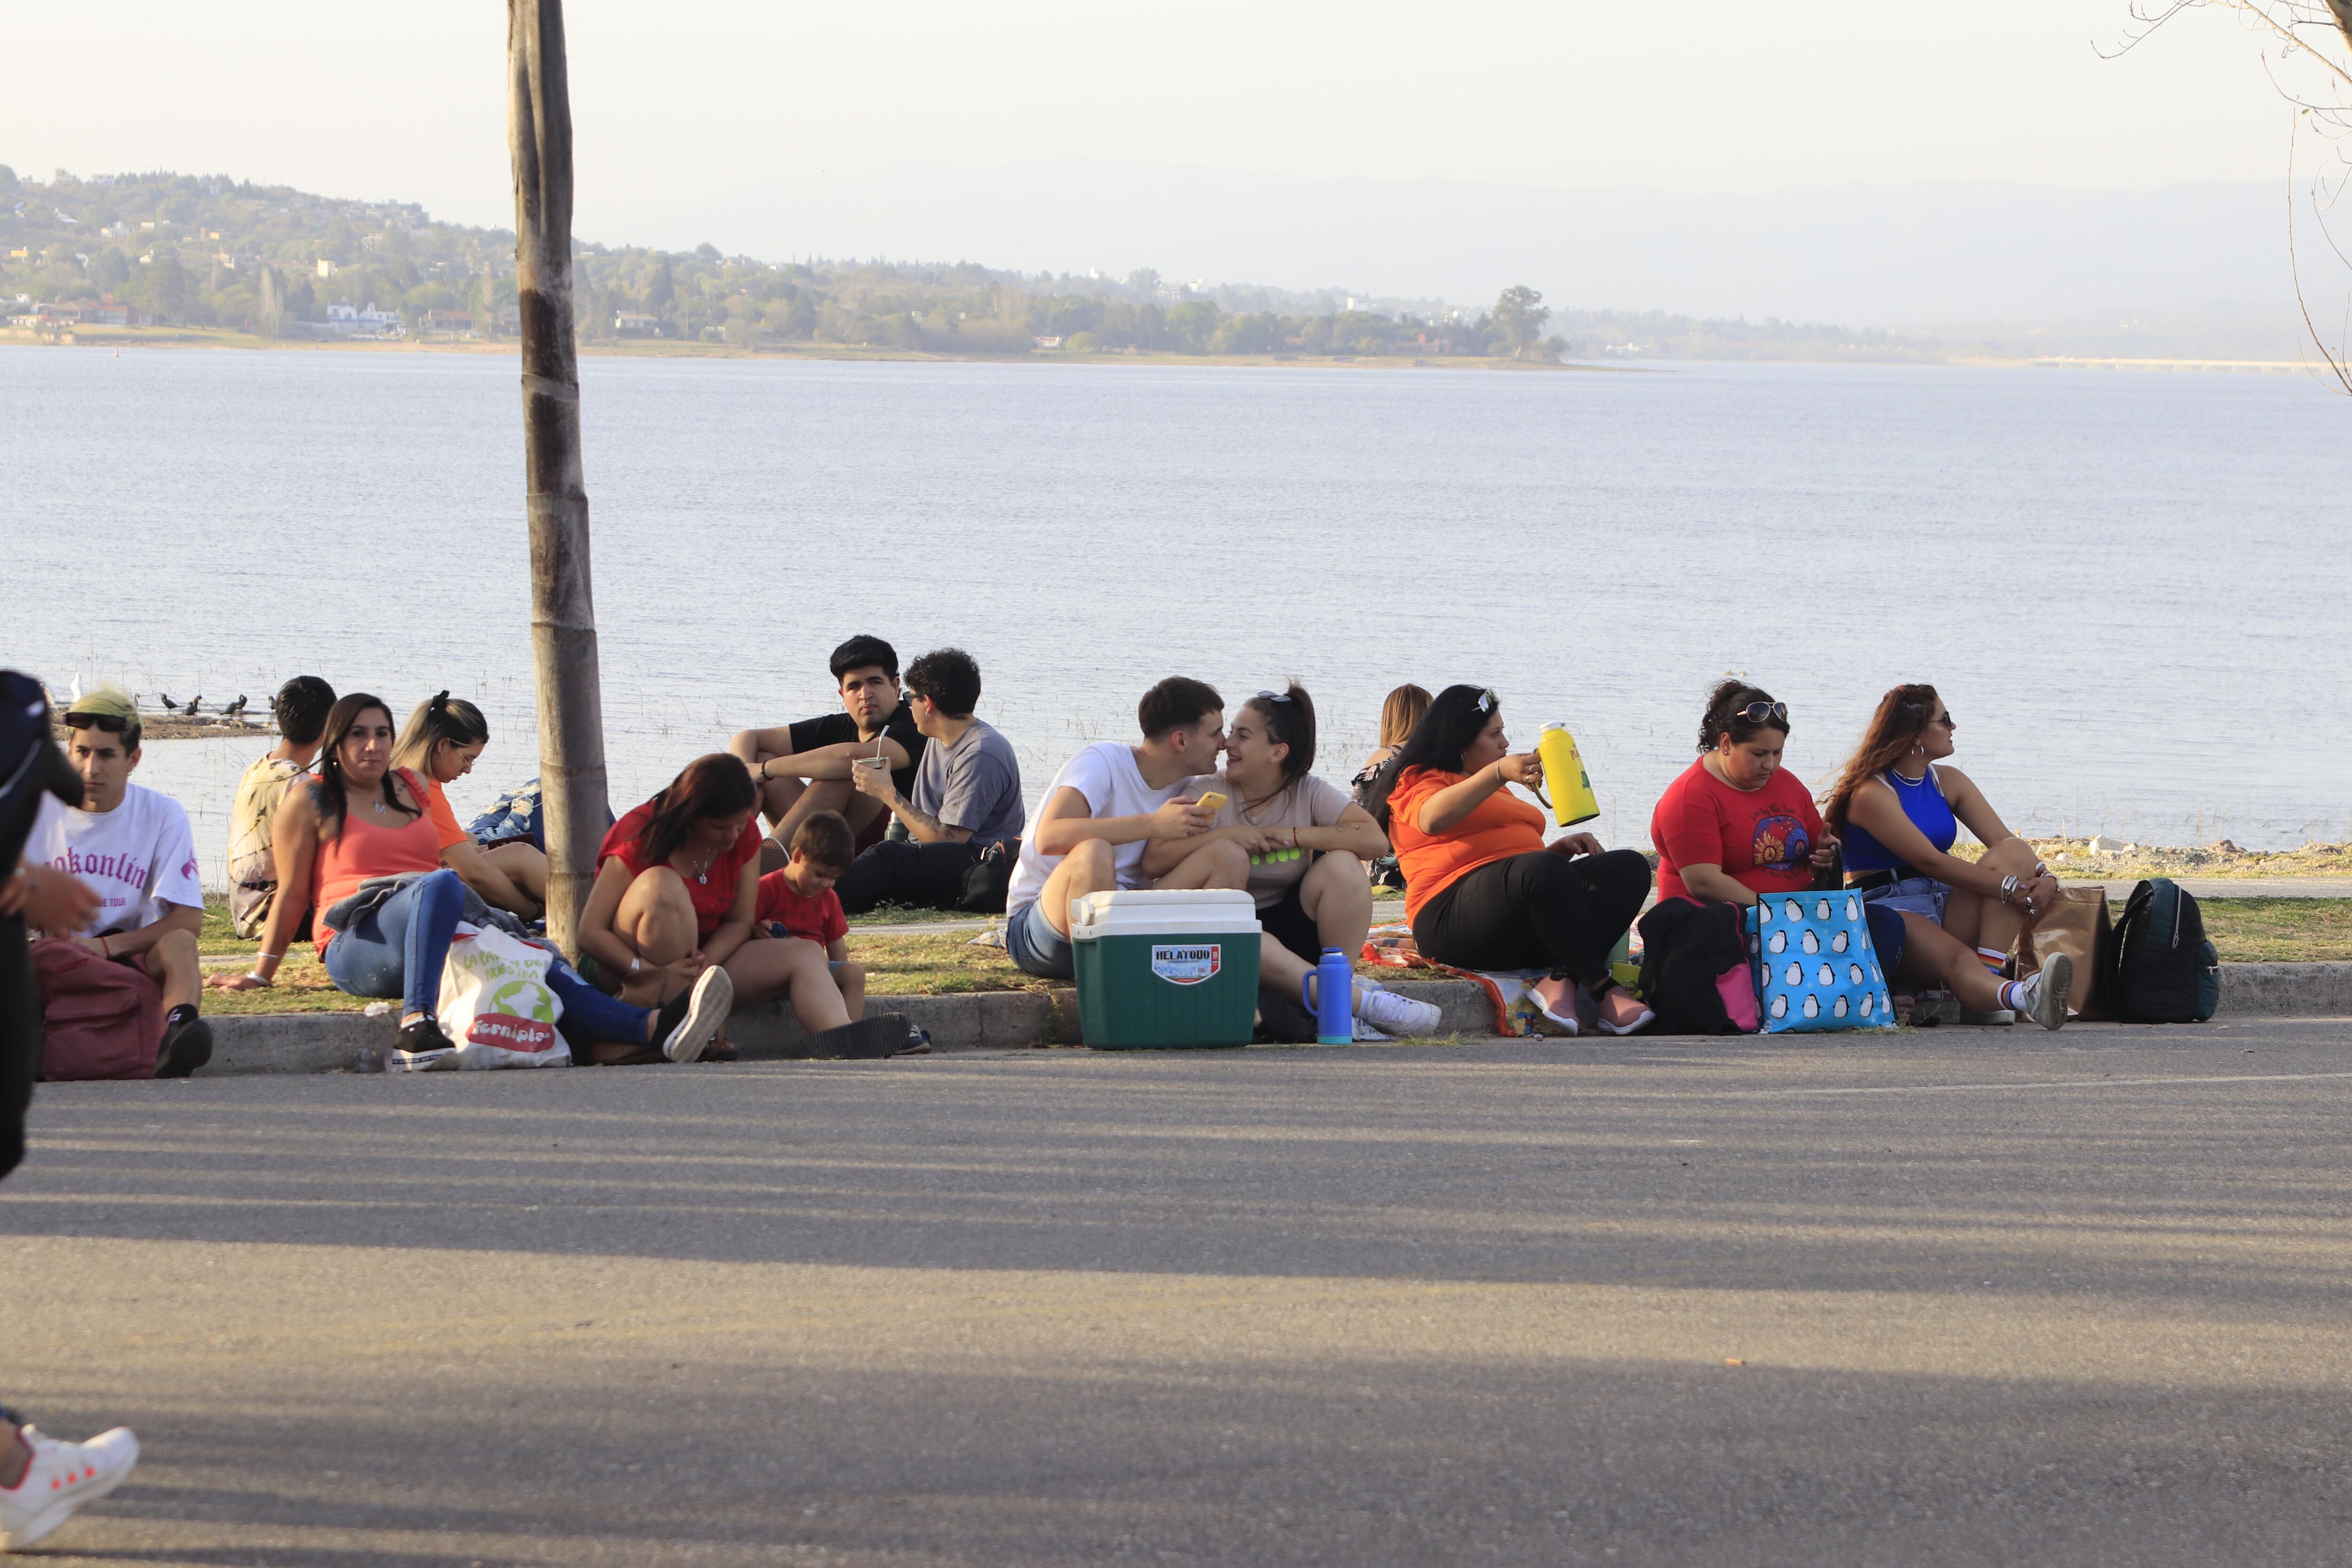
[326, 870, 652, 1044]
[1003, 899, 1074, 979]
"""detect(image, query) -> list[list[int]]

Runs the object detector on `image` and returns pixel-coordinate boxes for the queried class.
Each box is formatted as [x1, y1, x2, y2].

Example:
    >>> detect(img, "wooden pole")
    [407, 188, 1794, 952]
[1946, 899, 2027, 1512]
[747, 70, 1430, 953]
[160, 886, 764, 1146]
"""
[507, 0, 608, 956]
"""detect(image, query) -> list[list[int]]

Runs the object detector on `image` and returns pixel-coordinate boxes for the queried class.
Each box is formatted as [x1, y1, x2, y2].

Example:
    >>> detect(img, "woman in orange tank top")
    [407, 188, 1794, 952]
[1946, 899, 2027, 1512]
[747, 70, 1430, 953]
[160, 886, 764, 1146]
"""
[1369, 684, 1653, 1035]
[212, 694, 731, 1068]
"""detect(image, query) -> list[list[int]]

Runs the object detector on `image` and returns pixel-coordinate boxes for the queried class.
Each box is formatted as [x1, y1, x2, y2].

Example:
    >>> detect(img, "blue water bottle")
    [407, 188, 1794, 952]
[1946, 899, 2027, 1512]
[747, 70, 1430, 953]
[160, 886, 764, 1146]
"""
[1304, 947, 1355, 1045]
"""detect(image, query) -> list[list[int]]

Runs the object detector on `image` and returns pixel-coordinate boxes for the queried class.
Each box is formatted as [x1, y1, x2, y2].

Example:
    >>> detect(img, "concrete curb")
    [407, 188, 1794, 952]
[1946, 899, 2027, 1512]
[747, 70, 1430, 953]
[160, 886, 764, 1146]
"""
[189, 967, 2346, 1075]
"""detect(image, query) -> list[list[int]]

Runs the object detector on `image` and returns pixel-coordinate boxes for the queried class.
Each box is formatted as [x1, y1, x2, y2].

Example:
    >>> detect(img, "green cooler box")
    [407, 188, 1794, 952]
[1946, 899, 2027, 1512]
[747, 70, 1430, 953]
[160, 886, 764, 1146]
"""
[1070, 889, 1262, 1049]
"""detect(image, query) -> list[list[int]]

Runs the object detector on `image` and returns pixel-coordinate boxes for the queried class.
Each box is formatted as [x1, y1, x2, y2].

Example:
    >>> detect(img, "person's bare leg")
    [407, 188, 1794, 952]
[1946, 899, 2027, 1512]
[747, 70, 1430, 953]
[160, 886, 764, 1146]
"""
[142, 928, 201, 1014]
[613, 868, 698, 1005]
[834, 959, 866, 1022]
[1302, 851, 1372, 956]
[723, 936, 853, 1033]
[772, 777, 859, 855]
[1035, 839, 1117, 938]
[1896, 912, 2010, 1013]
[1943, 836, 2038, 958]
[482, 841, 548, 905]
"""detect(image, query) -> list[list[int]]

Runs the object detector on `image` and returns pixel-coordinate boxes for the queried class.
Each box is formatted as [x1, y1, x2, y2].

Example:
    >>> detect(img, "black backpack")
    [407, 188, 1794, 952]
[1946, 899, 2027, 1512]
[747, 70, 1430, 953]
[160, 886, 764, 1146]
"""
[1637, 896, 1754, 1035]
[2107, 878, 2220, 1023]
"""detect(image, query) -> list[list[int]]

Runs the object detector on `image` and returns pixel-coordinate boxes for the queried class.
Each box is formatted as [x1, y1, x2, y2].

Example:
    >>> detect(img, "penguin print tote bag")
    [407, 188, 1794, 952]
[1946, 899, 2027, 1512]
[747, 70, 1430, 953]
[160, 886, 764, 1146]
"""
[1745, 889, 1894, 1033]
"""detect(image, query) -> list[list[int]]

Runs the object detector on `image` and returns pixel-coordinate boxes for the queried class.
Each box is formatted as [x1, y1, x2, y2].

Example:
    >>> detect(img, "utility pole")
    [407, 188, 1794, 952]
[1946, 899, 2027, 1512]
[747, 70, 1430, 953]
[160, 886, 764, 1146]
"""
[507, 0, 607, 956]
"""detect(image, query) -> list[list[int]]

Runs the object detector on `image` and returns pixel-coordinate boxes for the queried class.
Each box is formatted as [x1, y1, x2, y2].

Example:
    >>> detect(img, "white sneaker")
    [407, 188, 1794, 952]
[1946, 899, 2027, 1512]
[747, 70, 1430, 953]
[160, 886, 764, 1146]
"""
[1351, 1015, 1392, 1042]
[2019, 955, 2072, 1031]
[0, 1425, 138, 1552]
[1359, 987, 1444, 1038]
[661, 967, 734, 1063]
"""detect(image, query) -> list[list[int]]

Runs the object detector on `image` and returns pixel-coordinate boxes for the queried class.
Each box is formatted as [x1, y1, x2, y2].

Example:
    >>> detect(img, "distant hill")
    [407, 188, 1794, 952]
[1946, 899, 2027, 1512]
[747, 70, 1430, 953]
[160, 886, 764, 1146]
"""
[0, 163, 2314, 362]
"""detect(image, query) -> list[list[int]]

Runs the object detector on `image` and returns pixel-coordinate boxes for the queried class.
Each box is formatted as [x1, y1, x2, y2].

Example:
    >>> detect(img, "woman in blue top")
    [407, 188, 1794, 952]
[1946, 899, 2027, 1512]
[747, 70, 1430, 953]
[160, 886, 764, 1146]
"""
[1824, 684, 2067, 1026]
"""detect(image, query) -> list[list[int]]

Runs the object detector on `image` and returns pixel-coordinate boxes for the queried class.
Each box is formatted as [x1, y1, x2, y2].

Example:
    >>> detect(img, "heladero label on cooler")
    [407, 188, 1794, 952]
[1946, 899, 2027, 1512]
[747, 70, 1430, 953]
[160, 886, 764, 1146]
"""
[1150, 944, 1222, 985]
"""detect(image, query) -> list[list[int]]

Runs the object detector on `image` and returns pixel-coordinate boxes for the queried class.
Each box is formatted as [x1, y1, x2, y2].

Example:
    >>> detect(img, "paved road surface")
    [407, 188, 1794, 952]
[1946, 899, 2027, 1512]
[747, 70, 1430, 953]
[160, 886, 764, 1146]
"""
[6, 1020, 2350, 1566]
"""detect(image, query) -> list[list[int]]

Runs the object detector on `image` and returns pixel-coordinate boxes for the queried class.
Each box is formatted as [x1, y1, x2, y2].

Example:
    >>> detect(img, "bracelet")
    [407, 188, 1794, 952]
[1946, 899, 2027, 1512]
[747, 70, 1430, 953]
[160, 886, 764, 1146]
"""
[756, 759, 769, 782]
[2000, 874, 2020, 904]
[630, 955, 642, 975]
[243, 971, 273, 988]
[98, 934, 111, 958]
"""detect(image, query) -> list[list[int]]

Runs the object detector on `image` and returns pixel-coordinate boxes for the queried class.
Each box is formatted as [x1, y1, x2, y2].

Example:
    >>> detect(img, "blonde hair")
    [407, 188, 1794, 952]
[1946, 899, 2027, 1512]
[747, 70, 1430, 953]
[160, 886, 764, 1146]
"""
[391, 690, 489, 774]
[1377, 684, 1432, 750]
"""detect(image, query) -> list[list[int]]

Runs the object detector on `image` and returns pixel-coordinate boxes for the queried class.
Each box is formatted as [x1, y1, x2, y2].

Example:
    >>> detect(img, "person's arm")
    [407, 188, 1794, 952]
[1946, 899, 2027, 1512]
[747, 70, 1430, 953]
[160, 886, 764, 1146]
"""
[849, 762, 969, 844]
[1139, 820, 1280, 877]
[699, 860, 760, 965]
[1033, 785, 1212, 858]
[1848, 774, 2050, 905]
[576, 855, 656, 980]
[753, 737, 913, 785]
[440, 837, 543, 918]
[213, 785, 321, 989]
[88, 899, 200, 960]
[1415, 755, 1542, 835]
[1679, 862, 1758, 907]
[826, 935, 849, 963]
[3, 858, 100, 931]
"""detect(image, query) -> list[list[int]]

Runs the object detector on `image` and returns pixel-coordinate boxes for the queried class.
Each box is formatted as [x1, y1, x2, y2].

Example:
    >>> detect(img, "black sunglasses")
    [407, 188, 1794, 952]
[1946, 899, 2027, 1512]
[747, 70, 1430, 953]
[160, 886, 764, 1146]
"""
[62, 710, 128, 733]
[1254, 689, 1292, 703]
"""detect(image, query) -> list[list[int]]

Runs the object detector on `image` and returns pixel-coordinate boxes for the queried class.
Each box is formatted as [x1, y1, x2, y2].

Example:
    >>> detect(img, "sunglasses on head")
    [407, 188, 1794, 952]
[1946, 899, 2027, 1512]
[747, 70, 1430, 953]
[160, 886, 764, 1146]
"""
[63, 710, 128, 733]
[1254, 689, 1292, 703]
[1730, 701, 1788, 724]
[1475, 688, 1496, 713]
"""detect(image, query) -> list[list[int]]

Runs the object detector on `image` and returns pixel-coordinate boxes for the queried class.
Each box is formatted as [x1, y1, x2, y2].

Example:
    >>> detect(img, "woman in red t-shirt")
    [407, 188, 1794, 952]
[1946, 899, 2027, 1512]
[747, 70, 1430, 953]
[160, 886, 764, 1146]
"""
[1373, 685, 1653, 1033]
[580, 753, 860, 1044]
[1650, 682, 2061, 1027]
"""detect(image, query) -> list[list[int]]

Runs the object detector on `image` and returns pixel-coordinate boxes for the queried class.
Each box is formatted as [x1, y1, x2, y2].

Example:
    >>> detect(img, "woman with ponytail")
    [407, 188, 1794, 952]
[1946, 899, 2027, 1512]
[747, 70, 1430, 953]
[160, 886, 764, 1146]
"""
[1824, 683, 2064, 1025]
[391, 691, 547, 919]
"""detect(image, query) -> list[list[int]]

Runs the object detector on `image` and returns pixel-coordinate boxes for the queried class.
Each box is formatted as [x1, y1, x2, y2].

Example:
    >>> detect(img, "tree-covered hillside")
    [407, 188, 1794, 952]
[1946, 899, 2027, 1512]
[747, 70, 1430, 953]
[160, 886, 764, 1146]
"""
[0, 166, 1574, 358]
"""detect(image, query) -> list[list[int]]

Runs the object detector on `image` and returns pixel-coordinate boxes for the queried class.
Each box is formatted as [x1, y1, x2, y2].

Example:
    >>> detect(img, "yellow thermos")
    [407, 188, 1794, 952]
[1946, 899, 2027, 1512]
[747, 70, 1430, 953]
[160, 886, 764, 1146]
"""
[1536, 724, 1600, 827]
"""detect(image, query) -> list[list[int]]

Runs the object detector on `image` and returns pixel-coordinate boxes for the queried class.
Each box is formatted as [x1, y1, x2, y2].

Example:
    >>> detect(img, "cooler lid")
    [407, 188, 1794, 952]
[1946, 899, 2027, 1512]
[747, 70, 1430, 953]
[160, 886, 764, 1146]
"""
[1070, 887, 1262, 940]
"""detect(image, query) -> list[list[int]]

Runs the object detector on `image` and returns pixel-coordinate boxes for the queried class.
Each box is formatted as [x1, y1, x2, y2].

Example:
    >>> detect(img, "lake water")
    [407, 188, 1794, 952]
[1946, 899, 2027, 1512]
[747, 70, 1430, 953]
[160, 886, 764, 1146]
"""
[6, 345, 2348, 884]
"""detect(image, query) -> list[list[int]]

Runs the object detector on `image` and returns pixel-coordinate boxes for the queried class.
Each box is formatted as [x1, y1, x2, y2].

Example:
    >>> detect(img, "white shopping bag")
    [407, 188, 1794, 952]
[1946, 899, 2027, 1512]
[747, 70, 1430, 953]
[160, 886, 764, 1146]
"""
[437, 923, 572, 1069]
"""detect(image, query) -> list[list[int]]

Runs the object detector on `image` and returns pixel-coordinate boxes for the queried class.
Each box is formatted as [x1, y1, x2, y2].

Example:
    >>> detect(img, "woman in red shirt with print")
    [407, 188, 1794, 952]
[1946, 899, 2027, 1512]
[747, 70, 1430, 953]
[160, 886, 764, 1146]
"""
[1373, 685, 1653, 1034]
[1651, 682, 2066, 1029]
[581, 753, 863, 1049]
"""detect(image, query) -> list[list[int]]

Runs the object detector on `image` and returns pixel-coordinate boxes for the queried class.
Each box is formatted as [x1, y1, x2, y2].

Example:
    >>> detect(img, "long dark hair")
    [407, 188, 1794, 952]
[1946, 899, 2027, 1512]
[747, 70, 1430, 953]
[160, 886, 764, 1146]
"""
[1239, 683, 1317, 806]
[1697, 679, 1790, 754]
[1366, 683, 1498, 828]
[636, 753, 759, 867]
[392, 690, 489, 774]
[1824, 682, 1940, 833]
[317, 692, 416, 839]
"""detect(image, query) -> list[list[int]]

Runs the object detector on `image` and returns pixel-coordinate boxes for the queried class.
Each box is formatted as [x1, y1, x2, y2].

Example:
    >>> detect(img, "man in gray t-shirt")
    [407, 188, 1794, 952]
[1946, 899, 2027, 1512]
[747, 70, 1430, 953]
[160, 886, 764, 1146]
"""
[838, 649, 1027, 914]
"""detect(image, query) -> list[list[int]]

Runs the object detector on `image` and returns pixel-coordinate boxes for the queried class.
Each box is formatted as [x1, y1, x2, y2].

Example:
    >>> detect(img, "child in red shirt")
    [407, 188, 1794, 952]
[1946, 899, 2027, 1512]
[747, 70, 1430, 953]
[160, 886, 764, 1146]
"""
[753, 812, 866, 1022]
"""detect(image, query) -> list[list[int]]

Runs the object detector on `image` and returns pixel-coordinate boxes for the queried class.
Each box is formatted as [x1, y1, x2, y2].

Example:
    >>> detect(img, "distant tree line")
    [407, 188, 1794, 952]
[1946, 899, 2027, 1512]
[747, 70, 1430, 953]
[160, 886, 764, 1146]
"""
[0, 166, 1577, 360]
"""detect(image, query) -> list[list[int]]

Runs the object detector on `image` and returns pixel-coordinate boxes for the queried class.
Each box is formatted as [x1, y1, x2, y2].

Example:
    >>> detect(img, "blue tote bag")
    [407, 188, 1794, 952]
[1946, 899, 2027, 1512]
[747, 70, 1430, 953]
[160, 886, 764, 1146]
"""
[1745, 889, 1895, 1033]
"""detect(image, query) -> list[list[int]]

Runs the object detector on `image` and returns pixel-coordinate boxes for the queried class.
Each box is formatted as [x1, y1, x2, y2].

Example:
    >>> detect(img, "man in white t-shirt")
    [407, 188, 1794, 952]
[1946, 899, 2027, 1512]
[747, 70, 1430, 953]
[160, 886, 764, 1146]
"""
[1001, 677, 1234, 979]
[23, 690, 212, 1076]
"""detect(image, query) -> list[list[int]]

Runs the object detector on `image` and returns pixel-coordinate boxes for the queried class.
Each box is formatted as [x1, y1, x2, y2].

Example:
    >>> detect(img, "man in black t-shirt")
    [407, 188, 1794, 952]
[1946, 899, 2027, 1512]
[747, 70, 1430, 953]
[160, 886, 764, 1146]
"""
[728, 635, 930, 869]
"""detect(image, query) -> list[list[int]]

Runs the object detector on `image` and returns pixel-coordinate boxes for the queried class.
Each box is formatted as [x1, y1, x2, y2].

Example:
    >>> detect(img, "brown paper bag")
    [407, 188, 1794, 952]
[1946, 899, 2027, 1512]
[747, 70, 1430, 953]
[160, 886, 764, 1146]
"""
[2018, 886, 2112, 1020]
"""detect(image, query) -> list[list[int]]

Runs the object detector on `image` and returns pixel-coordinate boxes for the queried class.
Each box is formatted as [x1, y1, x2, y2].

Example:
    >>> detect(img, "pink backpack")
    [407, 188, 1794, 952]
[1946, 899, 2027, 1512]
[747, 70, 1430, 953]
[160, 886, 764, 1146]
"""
[31, 938, 161, 1082]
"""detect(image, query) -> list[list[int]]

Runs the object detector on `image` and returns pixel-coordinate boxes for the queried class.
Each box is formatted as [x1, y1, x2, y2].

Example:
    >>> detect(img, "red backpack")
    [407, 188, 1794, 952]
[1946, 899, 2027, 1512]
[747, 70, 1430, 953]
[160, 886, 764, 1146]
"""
[31, 938, 161, 1082]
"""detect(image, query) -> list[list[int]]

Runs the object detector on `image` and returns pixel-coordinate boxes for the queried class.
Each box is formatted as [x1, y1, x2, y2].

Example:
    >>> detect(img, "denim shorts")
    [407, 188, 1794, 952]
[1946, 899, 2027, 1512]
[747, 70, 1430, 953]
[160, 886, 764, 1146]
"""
[1003, 899, 1074, 979]
[1860, 875, 1949, 926]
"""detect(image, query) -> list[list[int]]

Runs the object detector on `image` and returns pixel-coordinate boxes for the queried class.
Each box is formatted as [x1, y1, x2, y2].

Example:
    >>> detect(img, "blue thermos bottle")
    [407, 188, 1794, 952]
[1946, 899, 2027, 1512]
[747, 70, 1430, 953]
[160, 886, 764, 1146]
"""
[1304, 947, 1354, 1045]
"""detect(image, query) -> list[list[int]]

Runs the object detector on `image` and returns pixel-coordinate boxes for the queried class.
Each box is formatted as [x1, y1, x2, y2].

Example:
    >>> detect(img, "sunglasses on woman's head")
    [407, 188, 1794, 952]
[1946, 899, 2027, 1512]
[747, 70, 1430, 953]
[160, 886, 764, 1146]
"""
[1255, 689, 1292, 703]
[1732, 701, 1788, 724]
[1475, 689, 1495, 713]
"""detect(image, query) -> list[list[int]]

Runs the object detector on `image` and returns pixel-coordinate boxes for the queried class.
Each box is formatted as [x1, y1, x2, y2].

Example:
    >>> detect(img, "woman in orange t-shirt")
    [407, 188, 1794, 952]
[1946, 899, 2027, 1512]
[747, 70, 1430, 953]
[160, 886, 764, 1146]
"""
[1373, 684, 1653, 1034]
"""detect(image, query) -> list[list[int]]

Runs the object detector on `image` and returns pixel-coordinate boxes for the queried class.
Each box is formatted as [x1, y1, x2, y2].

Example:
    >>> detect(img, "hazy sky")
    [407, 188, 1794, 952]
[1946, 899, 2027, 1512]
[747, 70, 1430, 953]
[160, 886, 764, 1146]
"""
[0, 0, 2310, 255]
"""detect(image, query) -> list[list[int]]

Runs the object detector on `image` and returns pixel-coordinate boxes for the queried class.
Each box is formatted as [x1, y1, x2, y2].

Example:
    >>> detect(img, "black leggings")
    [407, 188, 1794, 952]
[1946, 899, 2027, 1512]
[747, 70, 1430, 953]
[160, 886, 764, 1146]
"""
[831, 839, 983, 915]
[2, 916, 33, 1182]
[1412, 849, 1652, 985]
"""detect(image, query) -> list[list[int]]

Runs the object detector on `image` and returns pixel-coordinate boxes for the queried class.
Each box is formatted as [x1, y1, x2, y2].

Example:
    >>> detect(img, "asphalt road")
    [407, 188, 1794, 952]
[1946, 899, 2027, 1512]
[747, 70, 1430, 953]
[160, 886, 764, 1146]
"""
[5, 1019, 2350, 1567]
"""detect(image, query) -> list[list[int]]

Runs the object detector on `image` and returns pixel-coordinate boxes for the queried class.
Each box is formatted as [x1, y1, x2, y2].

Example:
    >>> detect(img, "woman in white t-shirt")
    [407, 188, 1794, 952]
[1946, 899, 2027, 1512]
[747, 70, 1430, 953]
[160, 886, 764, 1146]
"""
[1141, 685, 1441, 1039]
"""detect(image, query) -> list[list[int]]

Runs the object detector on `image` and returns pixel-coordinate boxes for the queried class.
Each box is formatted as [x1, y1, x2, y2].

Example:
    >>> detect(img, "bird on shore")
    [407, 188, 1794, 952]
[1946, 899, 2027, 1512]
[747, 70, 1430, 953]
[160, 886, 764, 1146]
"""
[183, 695, 203, 716]
[223, 694, 248, 717]
[157, 692, 179, 712]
